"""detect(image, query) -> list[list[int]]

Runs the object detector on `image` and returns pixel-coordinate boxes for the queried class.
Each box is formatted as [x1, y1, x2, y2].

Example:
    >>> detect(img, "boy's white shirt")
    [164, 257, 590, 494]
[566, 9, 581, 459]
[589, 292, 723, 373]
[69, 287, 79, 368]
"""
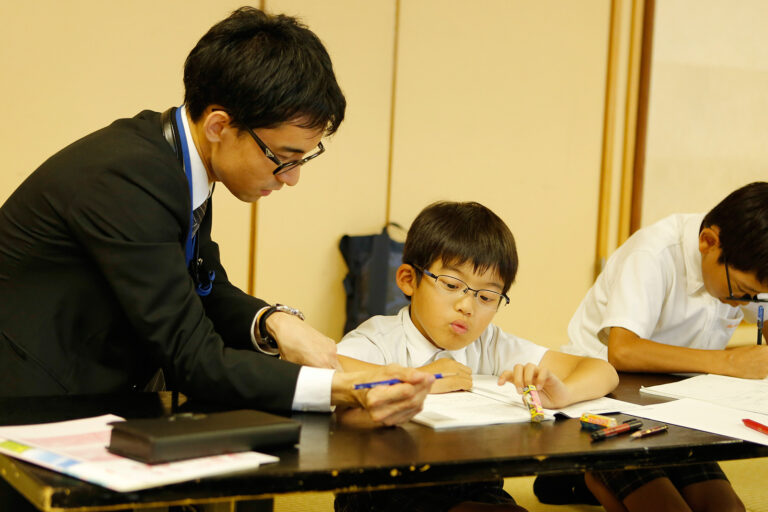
[337, 306, 547, 373]
[563, 213, 756, 359]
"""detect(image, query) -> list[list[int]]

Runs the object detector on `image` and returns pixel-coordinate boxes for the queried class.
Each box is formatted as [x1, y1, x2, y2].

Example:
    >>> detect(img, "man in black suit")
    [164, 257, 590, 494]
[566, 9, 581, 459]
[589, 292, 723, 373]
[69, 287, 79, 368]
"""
[0, 7, 432, 420]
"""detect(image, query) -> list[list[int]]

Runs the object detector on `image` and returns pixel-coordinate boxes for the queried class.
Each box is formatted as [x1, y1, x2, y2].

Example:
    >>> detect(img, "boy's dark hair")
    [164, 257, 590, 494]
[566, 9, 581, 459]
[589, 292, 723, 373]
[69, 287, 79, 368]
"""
[184, 6, 346, 134]
[701, 181, 768, 284]
[403, 201, 518, 294]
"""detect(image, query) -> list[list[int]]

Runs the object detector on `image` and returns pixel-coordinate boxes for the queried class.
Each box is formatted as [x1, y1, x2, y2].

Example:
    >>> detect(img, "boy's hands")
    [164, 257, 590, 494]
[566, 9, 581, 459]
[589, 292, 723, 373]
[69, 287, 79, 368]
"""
[723, 345, 768, 379]
[419, 359, 473, 393]
[332, 365, 434, 426]
[499, 363, 571, 409]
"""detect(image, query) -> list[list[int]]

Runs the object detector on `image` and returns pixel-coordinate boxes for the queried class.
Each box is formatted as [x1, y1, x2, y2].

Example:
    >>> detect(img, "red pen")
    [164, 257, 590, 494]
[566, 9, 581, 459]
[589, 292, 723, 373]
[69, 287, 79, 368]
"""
[591, 419, 643, 442]
[742, 418, 768, 436]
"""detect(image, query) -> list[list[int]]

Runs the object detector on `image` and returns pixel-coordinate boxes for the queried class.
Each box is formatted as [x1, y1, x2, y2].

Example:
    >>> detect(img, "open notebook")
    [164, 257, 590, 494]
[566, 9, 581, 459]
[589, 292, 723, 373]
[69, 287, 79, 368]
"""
[412, 375, 640, 430]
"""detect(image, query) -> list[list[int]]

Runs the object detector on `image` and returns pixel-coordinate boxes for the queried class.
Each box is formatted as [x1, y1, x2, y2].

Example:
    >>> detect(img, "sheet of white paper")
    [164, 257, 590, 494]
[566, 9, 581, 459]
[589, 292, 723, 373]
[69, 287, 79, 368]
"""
[641, 374, 768, 415]
[630, 398, 768, 446]
[0, 414, 279, 492]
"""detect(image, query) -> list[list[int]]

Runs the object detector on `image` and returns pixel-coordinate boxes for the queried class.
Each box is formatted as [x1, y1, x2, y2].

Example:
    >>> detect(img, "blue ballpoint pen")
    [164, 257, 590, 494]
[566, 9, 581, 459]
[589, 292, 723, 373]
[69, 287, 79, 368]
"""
[354, 373, 455, 390]
[758, 305, 764, 346]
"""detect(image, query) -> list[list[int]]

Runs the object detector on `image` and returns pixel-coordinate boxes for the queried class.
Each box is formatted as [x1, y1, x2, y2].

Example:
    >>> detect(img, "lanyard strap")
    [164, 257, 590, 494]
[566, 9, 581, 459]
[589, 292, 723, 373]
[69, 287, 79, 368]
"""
[173, 107, 197, 268]
[168, 107, 214, 296]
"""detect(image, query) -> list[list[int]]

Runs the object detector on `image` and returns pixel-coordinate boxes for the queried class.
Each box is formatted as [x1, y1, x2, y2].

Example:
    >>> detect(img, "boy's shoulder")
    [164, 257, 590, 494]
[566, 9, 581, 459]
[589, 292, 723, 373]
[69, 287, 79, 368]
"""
[340, 310, 407, 344]
[611, 213, 703, 266]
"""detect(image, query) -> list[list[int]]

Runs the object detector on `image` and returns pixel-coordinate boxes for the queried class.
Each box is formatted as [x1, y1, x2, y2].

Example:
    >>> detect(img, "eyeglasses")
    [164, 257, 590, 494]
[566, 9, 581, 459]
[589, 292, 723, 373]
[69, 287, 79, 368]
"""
[244, 126, 324, 176]
[411, 264, 510, 310]
[724, 258, 768, 303]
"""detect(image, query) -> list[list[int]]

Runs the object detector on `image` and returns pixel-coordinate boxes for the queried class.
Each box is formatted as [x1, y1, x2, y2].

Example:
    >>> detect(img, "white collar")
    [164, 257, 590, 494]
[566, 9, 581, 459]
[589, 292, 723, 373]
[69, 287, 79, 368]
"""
[179, 105, 213, 209]
[682, 213, 706, 295]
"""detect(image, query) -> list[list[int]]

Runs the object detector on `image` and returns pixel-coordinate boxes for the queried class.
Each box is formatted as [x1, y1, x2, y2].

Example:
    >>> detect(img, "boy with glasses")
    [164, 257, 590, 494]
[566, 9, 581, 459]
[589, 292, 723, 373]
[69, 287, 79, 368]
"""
[559, 182, 768, 511]
[335, 201, 618, 512]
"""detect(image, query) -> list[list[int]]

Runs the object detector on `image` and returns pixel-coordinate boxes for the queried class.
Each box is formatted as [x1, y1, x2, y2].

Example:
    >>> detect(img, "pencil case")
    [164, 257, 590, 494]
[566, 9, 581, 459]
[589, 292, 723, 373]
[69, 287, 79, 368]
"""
[108, 409, 300, 464]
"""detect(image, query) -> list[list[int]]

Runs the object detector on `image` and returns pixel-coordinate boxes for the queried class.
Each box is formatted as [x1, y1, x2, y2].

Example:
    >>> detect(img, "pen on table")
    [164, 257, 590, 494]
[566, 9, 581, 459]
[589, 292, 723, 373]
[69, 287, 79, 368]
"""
[742, 418, 768, 436]
[757, 305, 764, 345]
[590, 419, 643, 442]
[630, 424, 668, 439]
[353, 373, 457, 390]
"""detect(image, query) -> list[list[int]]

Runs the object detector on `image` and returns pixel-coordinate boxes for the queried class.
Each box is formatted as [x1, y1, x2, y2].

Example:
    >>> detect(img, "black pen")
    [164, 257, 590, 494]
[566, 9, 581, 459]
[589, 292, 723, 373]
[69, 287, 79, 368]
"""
[758, 305, 764, 345]
[590, 419, 643, 442]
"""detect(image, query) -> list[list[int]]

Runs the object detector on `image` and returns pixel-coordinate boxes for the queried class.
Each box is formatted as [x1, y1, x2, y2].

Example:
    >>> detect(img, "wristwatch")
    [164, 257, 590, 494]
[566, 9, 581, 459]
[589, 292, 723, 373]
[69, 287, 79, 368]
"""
[254, 304, 305, 356]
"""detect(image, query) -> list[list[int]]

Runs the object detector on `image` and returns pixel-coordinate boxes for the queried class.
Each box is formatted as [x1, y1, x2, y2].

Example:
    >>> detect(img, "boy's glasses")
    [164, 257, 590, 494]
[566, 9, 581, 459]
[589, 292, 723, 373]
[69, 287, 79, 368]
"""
[411, 264, 510, 310]
[724, 258, 768, 303]
[244, 126, 325, 176]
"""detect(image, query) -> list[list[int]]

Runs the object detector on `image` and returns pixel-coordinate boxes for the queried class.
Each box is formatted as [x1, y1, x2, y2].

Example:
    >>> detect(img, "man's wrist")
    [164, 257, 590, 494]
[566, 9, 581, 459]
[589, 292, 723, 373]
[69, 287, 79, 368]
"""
[253, 305, 279, 355]
[330, 371, 363, 408]
[253, 304, 305, 356]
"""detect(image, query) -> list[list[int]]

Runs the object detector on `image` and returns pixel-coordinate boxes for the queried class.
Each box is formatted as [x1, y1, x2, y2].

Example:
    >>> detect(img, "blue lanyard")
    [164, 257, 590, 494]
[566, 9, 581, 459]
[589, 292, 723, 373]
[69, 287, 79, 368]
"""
[174, 107, 214, 296]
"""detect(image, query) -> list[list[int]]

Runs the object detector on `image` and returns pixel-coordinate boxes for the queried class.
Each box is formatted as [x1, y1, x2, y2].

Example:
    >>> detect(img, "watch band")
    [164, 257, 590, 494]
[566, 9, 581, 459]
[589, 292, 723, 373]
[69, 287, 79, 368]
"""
[254, 304, 305, 356]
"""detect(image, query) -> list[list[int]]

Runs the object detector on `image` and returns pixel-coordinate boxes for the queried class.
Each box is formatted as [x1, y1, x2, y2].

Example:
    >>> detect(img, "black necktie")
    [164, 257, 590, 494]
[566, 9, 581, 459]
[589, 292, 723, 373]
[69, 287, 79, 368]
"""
[192, 199, 208, 236]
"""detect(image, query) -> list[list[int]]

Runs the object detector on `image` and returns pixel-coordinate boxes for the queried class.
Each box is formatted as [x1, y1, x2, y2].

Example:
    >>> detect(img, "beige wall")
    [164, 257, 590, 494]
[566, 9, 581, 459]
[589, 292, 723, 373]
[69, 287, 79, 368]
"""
[2, 1, 612, 349]
[642, 0, 768, 225]
[387, 0, 609, 346]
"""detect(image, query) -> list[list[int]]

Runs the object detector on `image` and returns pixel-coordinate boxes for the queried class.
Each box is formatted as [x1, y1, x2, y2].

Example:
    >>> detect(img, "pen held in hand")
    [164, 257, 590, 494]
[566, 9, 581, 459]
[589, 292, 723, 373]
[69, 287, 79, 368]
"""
[353, 372, 457, 390]
[757, 305, 764, 345]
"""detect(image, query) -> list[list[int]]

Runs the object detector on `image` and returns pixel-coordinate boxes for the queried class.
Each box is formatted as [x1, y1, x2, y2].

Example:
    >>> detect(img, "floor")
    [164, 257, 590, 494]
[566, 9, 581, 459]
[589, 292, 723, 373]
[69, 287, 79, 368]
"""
[273, 457, 768, 511]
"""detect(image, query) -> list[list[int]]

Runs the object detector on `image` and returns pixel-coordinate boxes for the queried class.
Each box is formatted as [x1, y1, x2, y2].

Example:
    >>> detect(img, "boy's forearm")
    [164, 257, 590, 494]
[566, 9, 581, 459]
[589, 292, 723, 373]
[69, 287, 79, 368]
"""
[337, 354, 381, 372]
[561, 358, 619, 403]
[608, 333, 727, 374]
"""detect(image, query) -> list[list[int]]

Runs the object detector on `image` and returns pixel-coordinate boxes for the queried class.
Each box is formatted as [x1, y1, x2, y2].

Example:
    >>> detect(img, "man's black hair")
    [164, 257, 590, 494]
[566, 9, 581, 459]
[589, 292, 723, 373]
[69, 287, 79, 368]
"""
[701, 181, 768, 284]
[403, 201, 518, 294]
[184, 6, 346, 134]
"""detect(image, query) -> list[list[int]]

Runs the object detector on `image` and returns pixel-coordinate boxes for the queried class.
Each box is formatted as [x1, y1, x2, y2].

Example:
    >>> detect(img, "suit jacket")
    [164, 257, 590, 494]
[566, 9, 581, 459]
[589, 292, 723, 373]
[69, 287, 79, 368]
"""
[0, 110, 301, 411]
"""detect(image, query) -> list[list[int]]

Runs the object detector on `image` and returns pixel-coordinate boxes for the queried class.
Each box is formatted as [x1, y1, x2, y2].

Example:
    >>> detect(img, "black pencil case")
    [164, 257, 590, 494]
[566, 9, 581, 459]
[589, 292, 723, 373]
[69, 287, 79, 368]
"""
[108, 409, 300, 464]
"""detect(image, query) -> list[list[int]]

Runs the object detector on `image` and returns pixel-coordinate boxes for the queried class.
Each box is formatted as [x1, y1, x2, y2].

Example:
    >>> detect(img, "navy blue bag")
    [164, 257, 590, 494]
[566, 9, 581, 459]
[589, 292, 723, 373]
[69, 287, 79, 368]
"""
[339, 223, 410, 334]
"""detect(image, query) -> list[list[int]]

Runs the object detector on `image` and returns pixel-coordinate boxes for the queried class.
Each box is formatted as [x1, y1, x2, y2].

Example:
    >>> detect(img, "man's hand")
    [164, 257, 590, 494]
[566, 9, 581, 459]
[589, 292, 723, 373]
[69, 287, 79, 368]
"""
[266, 312, 339, 369]
[332, 365, 434, 427]
[419, 358, 472, 393]
[499, 363, 571, 409]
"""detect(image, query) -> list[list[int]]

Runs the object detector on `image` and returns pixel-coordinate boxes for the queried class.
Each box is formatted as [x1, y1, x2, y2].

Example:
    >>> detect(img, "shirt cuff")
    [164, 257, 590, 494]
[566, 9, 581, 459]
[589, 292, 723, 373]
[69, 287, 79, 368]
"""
[291, 366, 334, 412]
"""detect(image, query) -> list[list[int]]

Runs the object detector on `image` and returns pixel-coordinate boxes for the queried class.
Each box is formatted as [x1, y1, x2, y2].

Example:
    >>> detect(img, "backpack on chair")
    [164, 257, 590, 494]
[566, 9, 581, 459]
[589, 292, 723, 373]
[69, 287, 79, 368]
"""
[339, 223, 410, 334]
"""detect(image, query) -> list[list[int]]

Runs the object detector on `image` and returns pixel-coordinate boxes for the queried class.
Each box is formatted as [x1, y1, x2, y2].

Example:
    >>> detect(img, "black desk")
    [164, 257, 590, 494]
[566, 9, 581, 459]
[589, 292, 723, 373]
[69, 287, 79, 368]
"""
[2, 373, 767, 511]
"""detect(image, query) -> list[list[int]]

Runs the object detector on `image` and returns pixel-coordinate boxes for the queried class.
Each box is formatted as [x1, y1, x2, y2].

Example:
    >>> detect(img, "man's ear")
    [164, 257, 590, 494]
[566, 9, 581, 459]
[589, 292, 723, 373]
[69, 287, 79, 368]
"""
[395, 263, 417, 297]
[202, 107, 232, 143]
[699, 226, 721, 255]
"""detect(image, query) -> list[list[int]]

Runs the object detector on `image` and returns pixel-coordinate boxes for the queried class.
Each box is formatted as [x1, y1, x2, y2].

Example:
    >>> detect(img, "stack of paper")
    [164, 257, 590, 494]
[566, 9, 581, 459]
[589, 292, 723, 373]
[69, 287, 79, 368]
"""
[630, 398, 768, 447]
[641, 374, 768, 415]
[0, 414, 278, 492]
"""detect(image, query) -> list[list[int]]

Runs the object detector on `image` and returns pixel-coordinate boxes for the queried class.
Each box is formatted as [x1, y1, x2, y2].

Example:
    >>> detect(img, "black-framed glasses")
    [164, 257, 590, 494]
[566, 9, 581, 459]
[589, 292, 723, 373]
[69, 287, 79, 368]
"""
[411, 264, 510, 310]
[244, 126, 324, 176]
[724, 258, 768, 303]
